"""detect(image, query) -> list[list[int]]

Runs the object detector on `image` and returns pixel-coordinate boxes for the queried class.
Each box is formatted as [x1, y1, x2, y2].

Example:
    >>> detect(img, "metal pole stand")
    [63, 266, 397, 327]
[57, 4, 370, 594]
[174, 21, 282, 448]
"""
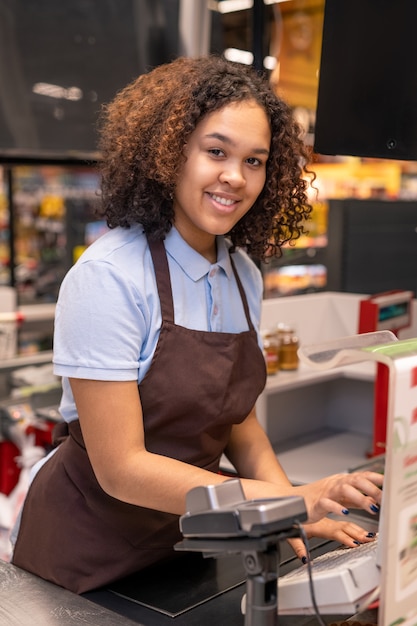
[242, 546, 280, 626]
[176, 480, 307, 624]
[176, 529, 300, 626]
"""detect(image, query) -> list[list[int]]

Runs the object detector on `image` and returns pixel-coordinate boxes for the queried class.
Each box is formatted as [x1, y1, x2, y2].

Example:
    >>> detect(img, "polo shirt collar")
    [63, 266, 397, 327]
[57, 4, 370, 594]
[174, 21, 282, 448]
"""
[164, 227, 234, 281]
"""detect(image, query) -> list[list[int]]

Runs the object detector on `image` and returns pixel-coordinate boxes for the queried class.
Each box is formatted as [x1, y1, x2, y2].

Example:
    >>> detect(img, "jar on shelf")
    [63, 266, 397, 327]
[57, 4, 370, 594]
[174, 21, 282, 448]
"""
[261, 330, 280, 375]
[277, 323, 299, 371]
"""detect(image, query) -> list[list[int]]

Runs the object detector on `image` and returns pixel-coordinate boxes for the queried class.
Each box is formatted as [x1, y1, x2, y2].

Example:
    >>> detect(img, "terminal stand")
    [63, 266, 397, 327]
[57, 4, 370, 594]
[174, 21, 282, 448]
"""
[243, 546, 280, 626]
[176, 528, 301, 626]
[175, 479, 307, 626]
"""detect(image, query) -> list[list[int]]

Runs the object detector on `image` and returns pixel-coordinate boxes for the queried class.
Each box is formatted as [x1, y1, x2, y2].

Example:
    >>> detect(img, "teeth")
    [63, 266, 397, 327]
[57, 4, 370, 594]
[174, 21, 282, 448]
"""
[211, 194, 235, 206]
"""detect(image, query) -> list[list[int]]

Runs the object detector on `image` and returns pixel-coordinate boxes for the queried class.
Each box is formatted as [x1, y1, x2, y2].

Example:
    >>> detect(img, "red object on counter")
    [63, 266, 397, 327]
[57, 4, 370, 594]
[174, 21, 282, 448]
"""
[26, 420, 55, 450]
[0, 421, 55, 495]
[0, 441, 21, 496]
[358, 290, 414, 457]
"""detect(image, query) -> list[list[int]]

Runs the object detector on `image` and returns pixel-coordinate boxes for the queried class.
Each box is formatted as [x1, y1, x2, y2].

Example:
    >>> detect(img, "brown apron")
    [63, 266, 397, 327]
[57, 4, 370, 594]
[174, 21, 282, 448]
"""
[12, 238, 266, 593]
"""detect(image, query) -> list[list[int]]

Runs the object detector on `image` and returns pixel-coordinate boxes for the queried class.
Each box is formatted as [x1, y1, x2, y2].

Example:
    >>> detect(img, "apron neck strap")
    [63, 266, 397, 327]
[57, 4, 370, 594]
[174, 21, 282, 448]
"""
[147, 234, 255, 331]
[147, 236, 175, 323]
[229, 254, 255, 331]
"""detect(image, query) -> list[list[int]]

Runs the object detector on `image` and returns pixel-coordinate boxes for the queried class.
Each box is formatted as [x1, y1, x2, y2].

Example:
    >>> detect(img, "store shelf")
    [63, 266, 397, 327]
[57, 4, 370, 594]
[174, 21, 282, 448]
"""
[0, 351, 53, 372]
[263, 360, 376, 393]
[274, 429, 373, 484]
[19, 304, 55, 322]
[247, 341, 378, 484]
[220, 429, 372, 484]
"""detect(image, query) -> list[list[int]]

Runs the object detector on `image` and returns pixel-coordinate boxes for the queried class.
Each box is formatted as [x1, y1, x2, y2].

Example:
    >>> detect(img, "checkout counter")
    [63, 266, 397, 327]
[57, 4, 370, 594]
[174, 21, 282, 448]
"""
[0, 537, 378, 625]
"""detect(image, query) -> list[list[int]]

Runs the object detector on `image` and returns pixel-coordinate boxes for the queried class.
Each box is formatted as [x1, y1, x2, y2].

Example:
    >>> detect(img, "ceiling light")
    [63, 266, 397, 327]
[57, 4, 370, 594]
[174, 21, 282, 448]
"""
[212, 0, 253, 14]
[32, 83, 83, 101]
[224, 48, 254, 65]
[263, 56, 277, 70]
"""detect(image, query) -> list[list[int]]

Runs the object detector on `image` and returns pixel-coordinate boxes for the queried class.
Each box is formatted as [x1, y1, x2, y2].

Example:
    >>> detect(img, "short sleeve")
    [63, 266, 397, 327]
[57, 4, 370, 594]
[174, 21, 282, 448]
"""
[53, 259, 147, 381]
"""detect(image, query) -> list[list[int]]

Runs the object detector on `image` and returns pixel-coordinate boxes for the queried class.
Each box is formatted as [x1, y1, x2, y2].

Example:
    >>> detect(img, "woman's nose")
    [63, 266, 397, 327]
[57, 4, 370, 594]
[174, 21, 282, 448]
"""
[219, 164, 246, 187]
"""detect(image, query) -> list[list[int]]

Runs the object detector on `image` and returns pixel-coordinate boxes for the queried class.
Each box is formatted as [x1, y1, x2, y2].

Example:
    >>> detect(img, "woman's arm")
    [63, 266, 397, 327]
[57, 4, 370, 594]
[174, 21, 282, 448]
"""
[225, 407, 383, 554]
[72, 377, 383, 526]
[70, 378, 232, 514]
[71, 379, 293, 514]
[225, 407, 293, 487]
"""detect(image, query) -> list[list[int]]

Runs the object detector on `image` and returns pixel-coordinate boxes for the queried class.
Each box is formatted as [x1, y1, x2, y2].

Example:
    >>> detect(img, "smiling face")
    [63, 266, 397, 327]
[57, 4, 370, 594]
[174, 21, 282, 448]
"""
[172, 100, 271, 262]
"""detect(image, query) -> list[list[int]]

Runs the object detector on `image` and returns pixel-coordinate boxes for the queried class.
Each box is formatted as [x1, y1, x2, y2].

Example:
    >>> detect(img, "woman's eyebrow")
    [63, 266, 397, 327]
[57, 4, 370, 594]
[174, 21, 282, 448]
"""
[205, 132, 270, 156]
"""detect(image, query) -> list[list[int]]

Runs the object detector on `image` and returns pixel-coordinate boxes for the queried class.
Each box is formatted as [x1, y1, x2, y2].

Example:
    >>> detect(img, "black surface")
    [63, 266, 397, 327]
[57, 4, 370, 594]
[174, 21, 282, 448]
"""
[325, 199, 417, 296]
[314, 0, 417, 160]
[85, 538, 338, 625]
[107, 552, 246, 617]
[85, 546, 356, 626]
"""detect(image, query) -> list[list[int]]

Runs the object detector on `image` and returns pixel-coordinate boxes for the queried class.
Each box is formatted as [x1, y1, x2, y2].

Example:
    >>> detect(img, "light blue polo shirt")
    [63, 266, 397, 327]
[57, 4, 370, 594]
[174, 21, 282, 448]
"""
[53, 224, 264, 423]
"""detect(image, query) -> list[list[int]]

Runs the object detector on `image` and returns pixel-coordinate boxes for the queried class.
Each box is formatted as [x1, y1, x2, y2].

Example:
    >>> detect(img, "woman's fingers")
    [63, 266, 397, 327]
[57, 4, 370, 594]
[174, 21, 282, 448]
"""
[286, 518, 377, 563]
[340, 471, 384, 504]
[329, 472, 383, 514]
[304, 518, 377, 548]
[296, 470, 383, 523]
[287, 536, 309, 563]
[285, 471, 383, 561]
[316, 492, 380, 520]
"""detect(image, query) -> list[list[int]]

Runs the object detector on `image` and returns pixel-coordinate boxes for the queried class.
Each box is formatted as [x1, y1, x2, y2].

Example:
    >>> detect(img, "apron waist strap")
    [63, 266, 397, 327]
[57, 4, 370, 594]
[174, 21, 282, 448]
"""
[52, 421, 69, 447]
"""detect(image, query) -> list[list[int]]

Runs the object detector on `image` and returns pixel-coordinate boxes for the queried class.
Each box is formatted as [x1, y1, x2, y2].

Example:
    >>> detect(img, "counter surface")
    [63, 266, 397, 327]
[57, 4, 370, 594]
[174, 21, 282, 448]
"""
[0, 532, 379, 626]
[0, 559, 139, 625]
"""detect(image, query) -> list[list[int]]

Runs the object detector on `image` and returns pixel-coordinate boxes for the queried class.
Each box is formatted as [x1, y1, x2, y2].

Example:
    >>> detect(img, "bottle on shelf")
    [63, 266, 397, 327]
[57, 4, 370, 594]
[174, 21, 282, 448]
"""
[261, 330, 280, 375]
[277, 323, 299, 371]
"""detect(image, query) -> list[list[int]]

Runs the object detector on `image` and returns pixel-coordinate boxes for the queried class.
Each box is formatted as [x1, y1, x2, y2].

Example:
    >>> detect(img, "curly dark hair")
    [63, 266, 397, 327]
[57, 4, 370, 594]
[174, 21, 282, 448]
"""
[97, 55, 313, 261]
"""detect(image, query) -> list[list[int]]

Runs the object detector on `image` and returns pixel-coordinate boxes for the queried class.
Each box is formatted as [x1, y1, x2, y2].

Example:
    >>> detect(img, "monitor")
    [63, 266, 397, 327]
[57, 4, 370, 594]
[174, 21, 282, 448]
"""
[314, 0, 417, 161]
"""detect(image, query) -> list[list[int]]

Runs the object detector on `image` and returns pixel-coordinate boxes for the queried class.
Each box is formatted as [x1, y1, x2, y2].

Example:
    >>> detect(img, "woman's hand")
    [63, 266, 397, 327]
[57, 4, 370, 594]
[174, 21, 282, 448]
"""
[295, 470, 384, 523]
[303, 517, 377, 546]
[287, 516, 377, 562]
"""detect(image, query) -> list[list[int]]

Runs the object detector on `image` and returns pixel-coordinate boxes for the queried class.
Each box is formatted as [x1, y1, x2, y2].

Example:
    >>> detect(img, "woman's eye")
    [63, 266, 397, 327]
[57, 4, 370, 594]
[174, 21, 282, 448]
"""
[208, 148, 225, 157]
[247, 157, 262, 167]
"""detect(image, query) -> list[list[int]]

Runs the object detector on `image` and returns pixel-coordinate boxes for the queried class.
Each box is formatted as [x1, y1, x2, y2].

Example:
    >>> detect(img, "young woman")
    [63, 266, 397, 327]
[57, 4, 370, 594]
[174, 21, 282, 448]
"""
[12, 55, 383, 593]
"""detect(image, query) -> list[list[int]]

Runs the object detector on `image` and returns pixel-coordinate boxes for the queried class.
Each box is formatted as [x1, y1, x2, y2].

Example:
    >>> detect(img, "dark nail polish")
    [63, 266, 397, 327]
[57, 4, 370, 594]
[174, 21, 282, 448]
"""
[301, 556, 308, 564]
[353, 540, 361, 545]
[370, 504, 380, 513]
[366, 532, 376, 538]
[342, 508, 349, 515]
